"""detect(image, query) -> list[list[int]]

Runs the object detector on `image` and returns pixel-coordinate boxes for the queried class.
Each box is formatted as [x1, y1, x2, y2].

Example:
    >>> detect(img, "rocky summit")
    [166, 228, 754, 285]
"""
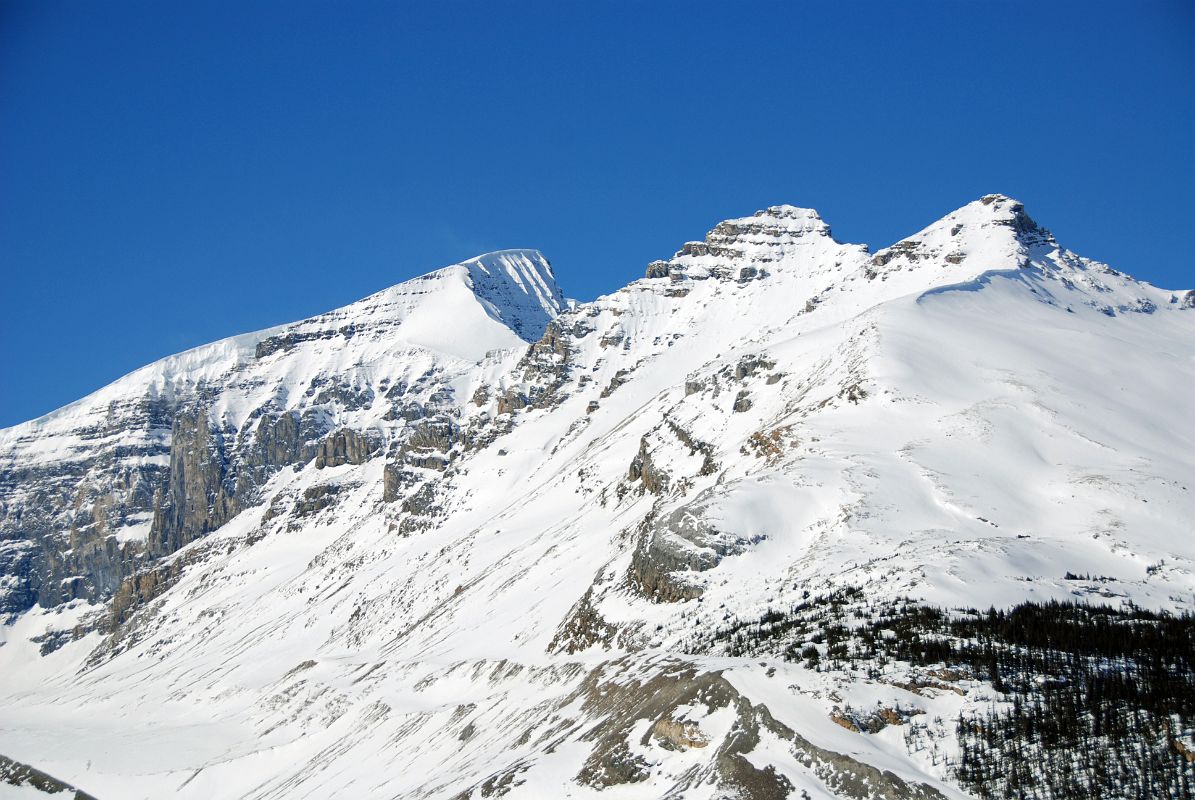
[1, 198, 1192, 799]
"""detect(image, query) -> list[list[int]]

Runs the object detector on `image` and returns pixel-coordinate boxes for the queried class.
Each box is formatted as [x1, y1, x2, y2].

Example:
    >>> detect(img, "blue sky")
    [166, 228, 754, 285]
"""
[2, 1, 1193, 427]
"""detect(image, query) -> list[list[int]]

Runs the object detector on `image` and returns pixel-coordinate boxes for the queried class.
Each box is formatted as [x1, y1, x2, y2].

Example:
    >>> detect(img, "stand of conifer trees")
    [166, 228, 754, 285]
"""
[699, 593, 1194, 799]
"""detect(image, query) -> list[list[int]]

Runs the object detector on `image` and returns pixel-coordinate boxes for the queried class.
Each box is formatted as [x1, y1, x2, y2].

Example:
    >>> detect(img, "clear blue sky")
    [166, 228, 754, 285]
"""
[2, 1, 1193, 427]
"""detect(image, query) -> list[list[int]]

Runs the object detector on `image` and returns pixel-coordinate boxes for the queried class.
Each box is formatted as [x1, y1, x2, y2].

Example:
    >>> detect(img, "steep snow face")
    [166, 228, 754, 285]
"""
[0, 200, 1191, 799]
[455, 249, 567, 342]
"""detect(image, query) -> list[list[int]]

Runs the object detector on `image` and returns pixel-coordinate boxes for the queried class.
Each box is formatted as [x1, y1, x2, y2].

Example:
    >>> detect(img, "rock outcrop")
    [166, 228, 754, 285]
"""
[0, 753, 100, 800]
[629, 493, 758, 602]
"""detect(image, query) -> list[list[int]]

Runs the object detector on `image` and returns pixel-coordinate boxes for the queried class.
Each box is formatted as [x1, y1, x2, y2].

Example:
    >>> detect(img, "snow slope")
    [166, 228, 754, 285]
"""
[0, 197, 1190, 799]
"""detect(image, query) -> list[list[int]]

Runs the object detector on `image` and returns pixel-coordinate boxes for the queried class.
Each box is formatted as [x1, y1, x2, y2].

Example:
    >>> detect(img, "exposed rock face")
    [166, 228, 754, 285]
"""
[648, 205, 847, 285]
[629, 493, 757, 602]
[515, 319, 576, 410]
[255, 326, 359, 360]
[650, 716, 710, 749]
[109, 550, 188, 631]
[148, 410, 378, 556]
[397, 480, 445, 535]
[644, 260, 671, 279]
[733, 355, 775, 380]
[0, 395, 176, 609]
[626, 438, 668, 495]
[600, 369, 633, 398]
[244, 411, 308, 470]
[571, 661, 946, 800]
[981, 194, 1051, 243]
[293, 483, 343, 518]
[382, 462, 404, 503]
[149, 406, 240, 557]
[0, 543, 37, 613]
[313, 428, 377, 469]
[402, 419, 457, 470]
[496, 389, 528, 415]
[549, 586, 619, 654]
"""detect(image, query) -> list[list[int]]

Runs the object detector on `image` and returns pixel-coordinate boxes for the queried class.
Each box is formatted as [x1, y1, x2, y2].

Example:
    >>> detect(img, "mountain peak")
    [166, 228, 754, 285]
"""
[937, 194, 1053, 246]
[869, 194, 1054, 275]
[453, 249, 566, 342]
[643, 204, 846, 280]
[711, 204, 833, 240]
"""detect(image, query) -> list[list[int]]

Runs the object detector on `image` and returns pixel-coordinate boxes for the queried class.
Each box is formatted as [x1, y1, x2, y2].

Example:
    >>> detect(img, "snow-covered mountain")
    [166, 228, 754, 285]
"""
[0, 249, 563, 609]
[0, 197, 1191, 799]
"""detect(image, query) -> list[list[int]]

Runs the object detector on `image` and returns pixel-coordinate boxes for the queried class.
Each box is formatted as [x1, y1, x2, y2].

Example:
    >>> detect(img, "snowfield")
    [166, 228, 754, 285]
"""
[0, 196, 1191, 799]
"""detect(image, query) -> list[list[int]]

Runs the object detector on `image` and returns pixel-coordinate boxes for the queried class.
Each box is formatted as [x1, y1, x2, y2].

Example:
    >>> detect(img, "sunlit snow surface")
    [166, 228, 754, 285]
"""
[0, 198, 1191, 798]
